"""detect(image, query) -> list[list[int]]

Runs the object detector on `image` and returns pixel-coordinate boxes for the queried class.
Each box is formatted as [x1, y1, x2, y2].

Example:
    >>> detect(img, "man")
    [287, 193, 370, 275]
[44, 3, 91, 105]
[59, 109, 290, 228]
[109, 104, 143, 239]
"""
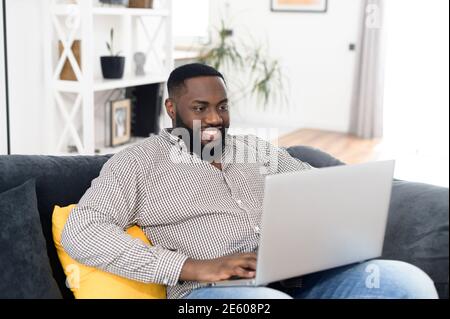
[62, 63, 437, 299]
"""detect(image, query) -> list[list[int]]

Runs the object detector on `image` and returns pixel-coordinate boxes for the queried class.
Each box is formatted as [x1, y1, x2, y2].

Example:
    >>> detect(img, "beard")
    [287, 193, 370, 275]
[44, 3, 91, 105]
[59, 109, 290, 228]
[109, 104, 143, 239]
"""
[173, 112, 228, 162]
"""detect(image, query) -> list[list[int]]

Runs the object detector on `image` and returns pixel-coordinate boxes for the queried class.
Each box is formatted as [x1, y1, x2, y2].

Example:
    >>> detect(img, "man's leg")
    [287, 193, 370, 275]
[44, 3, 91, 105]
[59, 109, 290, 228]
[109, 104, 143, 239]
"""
[184, 287, 293, 299]
[271, 260, 438, 299]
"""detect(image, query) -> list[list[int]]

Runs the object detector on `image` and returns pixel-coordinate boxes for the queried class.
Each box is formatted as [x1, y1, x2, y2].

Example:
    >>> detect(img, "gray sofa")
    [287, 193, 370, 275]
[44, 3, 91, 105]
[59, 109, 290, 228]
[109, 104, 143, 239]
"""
[0, 146, 448, 299]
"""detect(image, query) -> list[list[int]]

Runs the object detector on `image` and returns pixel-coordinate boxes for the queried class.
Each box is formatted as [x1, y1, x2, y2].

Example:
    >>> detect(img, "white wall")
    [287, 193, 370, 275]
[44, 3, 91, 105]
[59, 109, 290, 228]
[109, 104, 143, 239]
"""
[209, 0, 362, 135]
[5, 0, 45, 154]
[0, 0, 8, 154]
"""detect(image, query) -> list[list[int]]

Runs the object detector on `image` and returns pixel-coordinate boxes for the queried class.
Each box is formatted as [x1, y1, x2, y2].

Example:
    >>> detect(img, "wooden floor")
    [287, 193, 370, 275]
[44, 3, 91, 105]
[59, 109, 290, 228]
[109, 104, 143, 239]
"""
[276, 128, 382, 164]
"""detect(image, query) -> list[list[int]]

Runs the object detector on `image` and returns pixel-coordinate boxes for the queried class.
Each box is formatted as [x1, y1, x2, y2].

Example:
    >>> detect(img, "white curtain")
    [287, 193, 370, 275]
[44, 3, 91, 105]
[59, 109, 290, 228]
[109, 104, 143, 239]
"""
[349, 0, 386, 139]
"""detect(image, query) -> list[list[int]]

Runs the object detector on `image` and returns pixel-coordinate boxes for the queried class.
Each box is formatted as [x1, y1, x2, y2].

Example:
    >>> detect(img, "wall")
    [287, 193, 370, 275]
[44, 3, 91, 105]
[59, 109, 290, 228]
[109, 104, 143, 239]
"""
[0, 0, 8, 154]
[209, 0, 362, 135]
[5, 0, 44, 154]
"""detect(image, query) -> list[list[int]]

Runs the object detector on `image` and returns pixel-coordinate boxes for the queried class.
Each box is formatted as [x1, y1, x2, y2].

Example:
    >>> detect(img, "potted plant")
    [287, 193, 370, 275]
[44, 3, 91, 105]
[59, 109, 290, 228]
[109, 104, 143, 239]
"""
[200, 20, 287, 110]
[100, 28, 125, 79]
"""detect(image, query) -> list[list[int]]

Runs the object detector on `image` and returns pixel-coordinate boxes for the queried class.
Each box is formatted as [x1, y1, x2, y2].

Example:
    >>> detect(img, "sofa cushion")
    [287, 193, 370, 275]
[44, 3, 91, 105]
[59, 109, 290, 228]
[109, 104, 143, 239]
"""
[383, 180, 449, 298]
[0, 179, 62, 298]
[52, 204, 166, 299]
[0, 154, 112, 298]
[287, 145, 345, 168]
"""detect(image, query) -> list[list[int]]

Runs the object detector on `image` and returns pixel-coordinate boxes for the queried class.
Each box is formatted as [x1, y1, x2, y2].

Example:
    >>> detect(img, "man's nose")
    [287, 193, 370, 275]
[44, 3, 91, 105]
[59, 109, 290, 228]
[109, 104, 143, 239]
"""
[204, 109, 223, 127]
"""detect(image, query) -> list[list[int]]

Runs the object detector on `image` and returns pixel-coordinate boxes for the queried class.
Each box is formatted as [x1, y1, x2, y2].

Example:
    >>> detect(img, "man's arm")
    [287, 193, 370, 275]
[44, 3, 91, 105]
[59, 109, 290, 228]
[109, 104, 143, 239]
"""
[180, 253, 257, 282]
[247, 135, 313, 173]
[61, 151, 188, 286]
[275, 144, 314, 173]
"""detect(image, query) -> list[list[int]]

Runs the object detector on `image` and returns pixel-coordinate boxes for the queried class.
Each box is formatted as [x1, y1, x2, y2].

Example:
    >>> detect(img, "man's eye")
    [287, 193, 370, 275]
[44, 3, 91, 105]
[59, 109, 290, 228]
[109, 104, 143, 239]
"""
[193, 106, 204, 112]
[219, 104, 229, 111]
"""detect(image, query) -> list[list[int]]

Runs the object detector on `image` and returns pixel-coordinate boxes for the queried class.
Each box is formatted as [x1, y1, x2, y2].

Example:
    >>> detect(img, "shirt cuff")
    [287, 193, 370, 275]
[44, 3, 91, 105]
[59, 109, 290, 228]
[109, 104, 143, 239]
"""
[153, 248, 189, 286]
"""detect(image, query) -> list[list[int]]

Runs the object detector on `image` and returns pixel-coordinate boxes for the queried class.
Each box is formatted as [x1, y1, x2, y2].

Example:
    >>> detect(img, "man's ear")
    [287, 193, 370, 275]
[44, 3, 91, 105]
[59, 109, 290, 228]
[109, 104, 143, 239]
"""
[165, 98, 176, 121]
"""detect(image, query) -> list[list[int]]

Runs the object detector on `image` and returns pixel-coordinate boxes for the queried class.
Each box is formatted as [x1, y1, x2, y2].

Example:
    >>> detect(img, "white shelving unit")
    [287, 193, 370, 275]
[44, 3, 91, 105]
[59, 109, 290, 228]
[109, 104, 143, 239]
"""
[96, 136, 148, 155]
[44, 0, 173, 155]
[92, 7, 170, 16]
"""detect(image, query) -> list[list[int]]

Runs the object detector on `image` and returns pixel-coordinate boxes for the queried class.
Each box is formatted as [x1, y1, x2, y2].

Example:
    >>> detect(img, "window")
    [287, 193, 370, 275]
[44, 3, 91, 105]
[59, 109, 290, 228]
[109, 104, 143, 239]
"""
[382, 0, 449, 187]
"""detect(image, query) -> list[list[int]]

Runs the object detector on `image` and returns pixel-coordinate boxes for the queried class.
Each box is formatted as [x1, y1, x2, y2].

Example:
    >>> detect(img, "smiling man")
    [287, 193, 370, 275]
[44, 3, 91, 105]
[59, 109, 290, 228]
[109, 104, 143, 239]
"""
[61, 63, 438, 300]
[165, 66, 230, 170]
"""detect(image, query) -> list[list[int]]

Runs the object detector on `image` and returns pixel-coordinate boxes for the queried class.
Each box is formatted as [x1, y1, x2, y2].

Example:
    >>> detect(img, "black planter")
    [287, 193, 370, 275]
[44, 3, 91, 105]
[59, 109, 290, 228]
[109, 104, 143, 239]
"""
[100, 56, 125, 79]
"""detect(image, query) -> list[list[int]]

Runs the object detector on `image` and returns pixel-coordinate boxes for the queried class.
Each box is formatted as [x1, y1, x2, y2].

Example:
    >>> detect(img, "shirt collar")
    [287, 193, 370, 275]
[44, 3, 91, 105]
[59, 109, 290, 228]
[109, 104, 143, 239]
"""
[160, 128, 182, 145]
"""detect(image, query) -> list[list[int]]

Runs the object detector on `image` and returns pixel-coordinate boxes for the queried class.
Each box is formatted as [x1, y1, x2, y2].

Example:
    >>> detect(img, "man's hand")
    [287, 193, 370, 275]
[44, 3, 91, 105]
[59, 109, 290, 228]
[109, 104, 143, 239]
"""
[180, 252, 257, 282]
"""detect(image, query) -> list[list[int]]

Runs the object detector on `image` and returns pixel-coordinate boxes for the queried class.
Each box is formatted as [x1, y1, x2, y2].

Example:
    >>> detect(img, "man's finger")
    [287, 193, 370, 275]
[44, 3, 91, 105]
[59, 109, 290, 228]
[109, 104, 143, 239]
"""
[239, 252, 257, 260]
[243, 260, 257, 270]
[234, 267, 256, 279]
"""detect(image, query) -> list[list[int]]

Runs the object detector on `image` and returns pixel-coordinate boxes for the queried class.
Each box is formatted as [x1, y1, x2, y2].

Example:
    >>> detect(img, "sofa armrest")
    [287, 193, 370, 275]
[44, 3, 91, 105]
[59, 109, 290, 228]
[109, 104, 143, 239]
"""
[382, 180, 449, 298]
[286, 145, 345, 168]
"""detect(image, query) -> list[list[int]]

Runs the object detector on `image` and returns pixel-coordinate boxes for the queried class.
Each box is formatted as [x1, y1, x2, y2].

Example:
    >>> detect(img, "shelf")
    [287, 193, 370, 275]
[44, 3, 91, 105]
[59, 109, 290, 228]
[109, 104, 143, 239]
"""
[92, 7, 169, 17]
[52, 4, 169, 17]
[93, 73, 167, 91]
[55, 73, 167, 92]
[47, 1, 173, 155]
[96, 137, 148, 155]
[53, 137, 149, 156]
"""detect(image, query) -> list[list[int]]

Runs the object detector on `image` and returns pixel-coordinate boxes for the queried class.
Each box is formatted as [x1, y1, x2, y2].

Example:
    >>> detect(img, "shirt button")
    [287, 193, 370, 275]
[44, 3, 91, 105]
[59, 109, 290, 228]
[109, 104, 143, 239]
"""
[254, 226, 260, 233]
[236, 199, 243, 205]
[163, 278, 169, 285]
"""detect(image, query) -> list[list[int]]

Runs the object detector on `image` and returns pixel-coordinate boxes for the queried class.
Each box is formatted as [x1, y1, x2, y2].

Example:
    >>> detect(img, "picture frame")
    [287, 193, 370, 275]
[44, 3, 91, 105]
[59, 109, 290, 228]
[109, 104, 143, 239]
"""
[110, 98, 131, 147]
[271, 0, 328, 13]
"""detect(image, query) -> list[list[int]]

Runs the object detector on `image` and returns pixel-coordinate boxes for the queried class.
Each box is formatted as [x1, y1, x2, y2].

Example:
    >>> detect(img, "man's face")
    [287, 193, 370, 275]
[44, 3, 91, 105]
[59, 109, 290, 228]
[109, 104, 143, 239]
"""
[166, 76, 230, 147]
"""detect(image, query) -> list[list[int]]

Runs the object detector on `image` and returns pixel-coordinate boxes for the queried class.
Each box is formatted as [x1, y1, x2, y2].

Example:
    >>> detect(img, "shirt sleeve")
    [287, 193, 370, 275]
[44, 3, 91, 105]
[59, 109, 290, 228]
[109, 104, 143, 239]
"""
[61, 150, 188, 286]
[245, 134, 314, 174]
[274, 144, 314, 173]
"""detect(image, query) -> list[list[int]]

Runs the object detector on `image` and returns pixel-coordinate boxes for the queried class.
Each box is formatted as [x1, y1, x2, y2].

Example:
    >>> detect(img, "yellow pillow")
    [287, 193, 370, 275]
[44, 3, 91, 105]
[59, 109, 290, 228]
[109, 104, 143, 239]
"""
[52, 204, 166, 299]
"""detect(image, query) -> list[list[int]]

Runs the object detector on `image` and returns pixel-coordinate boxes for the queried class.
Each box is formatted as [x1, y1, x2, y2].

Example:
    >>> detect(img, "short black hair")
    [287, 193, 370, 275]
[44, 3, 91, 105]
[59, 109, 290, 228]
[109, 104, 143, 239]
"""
[167, 63, 225, 99]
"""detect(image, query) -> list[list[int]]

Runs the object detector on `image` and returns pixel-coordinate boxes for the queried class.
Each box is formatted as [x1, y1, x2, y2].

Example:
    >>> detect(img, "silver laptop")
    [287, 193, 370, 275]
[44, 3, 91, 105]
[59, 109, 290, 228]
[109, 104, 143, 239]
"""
[209, 160, 395, 287]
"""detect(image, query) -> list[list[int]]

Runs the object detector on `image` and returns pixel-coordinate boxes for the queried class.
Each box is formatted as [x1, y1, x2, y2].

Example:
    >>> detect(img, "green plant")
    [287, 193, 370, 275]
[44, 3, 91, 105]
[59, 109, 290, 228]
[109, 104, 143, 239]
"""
[200, 21, 244, 70]
[106, 28, 121, 56]
[199, 20, 288, 110]
[247, 48, 287, 108]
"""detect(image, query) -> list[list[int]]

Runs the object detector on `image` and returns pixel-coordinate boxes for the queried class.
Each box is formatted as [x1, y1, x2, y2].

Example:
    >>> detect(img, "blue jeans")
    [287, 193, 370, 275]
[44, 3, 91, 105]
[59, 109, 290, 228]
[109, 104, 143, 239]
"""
[184, 260, 438, 299]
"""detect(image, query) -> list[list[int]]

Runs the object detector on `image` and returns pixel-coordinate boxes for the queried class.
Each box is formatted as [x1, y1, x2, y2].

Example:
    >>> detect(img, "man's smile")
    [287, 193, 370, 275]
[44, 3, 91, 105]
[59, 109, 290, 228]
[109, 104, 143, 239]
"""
[201, 127, 222, 142]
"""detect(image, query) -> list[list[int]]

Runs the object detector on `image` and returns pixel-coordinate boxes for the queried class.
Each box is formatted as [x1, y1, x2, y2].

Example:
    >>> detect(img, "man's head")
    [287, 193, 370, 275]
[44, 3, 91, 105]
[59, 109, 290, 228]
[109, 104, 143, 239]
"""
[165, 63, 230, 157]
